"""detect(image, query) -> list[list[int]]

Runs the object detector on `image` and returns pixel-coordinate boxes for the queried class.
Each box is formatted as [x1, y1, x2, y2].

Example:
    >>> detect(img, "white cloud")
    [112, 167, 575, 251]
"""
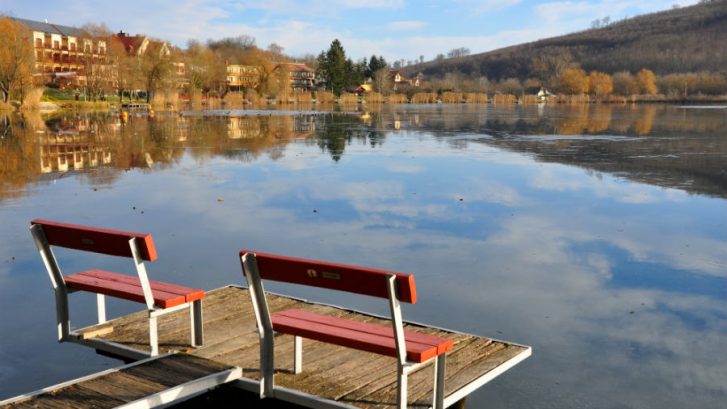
[450, 0, 523, 15]
[385, 20, 427, 31]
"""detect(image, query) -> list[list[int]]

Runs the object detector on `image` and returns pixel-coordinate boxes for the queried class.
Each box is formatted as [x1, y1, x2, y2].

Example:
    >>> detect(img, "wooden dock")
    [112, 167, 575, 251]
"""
[60, 286, 530, 408]
[1, 353, 242, 408]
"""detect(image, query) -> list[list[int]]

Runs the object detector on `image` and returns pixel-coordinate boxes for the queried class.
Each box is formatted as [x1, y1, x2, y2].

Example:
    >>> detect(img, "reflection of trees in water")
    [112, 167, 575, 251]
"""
[313, 113, 385, 161]
[0, 113, 41, 200]
[369, 104, 727, 198]
[472, 106, 727, 198]
[0, 111, 376, 199]
[2, 106, 725, 200]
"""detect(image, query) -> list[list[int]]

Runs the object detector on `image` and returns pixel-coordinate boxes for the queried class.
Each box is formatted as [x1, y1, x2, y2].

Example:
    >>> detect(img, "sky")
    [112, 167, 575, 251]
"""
[1, 0, 699, 62]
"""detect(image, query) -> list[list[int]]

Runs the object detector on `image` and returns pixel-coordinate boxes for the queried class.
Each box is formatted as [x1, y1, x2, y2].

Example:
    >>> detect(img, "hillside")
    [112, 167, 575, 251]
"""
[404, 0, 727, 81]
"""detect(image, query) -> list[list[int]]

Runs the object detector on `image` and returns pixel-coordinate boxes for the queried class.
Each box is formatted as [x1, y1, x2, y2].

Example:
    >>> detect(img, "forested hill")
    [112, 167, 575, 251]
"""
[404, 0, 727, 81]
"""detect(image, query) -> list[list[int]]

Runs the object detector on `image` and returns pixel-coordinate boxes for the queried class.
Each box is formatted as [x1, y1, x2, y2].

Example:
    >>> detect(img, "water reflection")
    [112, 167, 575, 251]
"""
[0, 105, 725, 409]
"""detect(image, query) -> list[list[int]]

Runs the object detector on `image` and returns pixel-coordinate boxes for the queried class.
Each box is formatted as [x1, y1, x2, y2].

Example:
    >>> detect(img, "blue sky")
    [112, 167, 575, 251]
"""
[1, 0, 698, 61]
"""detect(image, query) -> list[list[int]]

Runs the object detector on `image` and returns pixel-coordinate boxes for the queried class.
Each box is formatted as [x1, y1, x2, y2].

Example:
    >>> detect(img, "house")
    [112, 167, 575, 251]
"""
[390, 70, 421, 90]
[275, 63, 315, 92]
[226, 65, 260, 91]
[11, 17, 109, 88]
[111, 31, 186, 89]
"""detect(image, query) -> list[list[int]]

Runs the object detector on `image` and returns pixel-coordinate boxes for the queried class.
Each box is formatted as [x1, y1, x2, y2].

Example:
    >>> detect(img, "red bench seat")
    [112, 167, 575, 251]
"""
[65, 269, 204, 309]
[272, 309, 453, 363]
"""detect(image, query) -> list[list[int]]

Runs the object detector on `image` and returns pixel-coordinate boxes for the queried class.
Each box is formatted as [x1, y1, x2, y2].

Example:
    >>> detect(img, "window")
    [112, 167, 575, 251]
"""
[35, 38, 42, 48]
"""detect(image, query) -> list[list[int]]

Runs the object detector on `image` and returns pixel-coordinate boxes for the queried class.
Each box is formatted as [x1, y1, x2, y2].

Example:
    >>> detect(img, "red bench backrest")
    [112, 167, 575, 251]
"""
[241, 250, 417, 304]
[31, 219, 158, 262]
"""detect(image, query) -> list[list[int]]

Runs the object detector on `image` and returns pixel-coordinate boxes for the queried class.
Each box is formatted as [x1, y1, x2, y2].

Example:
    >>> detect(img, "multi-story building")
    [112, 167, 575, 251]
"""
[11, 17, 109, 87]
[226, 65, 260, 91]
[275, 63, 316, 92]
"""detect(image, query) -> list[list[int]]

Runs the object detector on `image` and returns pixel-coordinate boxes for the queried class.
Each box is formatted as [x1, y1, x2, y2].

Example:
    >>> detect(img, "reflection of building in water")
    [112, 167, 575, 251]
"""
[175, 116, 190, 142]
[293, 115, 316, 139]
[227, 115, 316, 140]
[39, 133, 112, 173]
[227, 116, 262, 139]
[38, 116, 117, 173]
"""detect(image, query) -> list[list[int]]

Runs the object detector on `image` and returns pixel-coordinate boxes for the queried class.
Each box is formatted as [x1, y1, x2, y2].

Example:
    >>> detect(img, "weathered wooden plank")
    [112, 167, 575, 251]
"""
[70, 371, 166, 403]
[122, 360, 203, 387]
[31, 384, 126, 409]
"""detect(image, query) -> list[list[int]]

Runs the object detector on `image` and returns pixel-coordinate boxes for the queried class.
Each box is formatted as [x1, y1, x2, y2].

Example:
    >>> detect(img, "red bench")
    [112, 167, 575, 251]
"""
[240, 250, 452, 409]
[30, 219, 204, 356]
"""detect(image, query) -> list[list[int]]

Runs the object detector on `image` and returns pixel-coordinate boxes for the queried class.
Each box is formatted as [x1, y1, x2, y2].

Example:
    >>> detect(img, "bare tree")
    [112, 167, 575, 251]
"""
[446, 47, 470, 58]
[372, 68, 392, 95]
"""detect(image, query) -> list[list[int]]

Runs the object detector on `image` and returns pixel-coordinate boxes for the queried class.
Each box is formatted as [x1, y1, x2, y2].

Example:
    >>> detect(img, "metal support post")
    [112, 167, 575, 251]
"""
[242, 253, 275, 399]
[433, 354, 446, 409]
[294, 336, 303, 374]
[397, 363, 408, 409]
[191, 299, 203, 347]
[97, 294, 107, 324]
[149, 313, 159, 356]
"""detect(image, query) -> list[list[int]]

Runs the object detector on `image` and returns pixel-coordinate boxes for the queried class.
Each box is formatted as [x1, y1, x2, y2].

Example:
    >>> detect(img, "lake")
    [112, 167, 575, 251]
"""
[0, 104, 725, 408]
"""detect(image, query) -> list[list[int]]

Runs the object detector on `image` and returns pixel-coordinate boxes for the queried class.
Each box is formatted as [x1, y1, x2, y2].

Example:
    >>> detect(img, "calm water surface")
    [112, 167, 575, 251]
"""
[0, 104, 725, 408]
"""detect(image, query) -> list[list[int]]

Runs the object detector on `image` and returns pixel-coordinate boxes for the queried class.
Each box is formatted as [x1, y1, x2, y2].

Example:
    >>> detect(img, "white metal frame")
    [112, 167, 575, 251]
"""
[241, 253, 446, 409]
[30, 224, 203, 356]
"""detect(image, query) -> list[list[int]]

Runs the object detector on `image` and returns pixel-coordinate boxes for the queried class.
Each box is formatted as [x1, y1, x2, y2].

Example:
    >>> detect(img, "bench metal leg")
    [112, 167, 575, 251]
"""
[54, 288, 71, 342]
[149, 314, 159, 356]
[433, 354, 446, 409]
[190, 300, 203, 347]
[97, 294, 107, 324]
[294, 336, 303, 374]
[260, 331, 274, 398]
[397, 363, 408, 409]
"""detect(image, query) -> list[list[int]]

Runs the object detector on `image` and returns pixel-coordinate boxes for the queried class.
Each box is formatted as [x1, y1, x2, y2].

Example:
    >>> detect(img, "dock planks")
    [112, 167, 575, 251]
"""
[1, 353, 241, 409]
[73, 286, 530, 408]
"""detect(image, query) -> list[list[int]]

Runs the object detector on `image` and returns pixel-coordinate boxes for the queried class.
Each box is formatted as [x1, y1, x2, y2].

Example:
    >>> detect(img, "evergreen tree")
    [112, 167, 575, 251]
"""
[366, 55, 387, 78]
[324, 39, 347, 96]
[315, 51, 327, 89]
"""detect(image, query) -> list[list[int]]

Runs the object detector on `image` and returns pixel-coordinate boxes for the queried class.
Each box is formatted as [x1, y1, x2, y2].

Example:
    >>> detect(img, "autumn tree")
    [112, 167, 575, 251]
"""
[557, 67, 588, 95]
[139, 41, 172, 102]
[207, 35, 257, 61]
[0, 18, 35, 104]
[498, 78, 523, 95]
[185, 40, 226, 97]
[612, 71, 638, 96]
[588, 71, 613, 99]
[240, 47, 275, 95]
[107, 35, 137, 101]
[635, 68, 657, 95]
[530, 50, 573, 89]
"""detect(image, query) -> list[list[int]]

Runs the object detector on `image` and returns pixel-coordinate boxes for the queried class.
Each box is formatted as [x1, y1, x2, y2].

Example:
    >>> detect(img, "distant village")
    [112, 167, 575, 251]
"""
[1, 17, 426, 107]
[2, 16, 724, 110]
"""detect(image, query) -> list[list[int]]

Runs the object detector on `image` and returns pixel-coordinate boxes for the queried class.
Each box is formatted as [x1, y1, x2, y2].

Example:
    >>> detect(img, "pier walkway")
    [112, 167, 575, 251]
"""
[53, 285, 530, 408]
[1, 353, 241, 408]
